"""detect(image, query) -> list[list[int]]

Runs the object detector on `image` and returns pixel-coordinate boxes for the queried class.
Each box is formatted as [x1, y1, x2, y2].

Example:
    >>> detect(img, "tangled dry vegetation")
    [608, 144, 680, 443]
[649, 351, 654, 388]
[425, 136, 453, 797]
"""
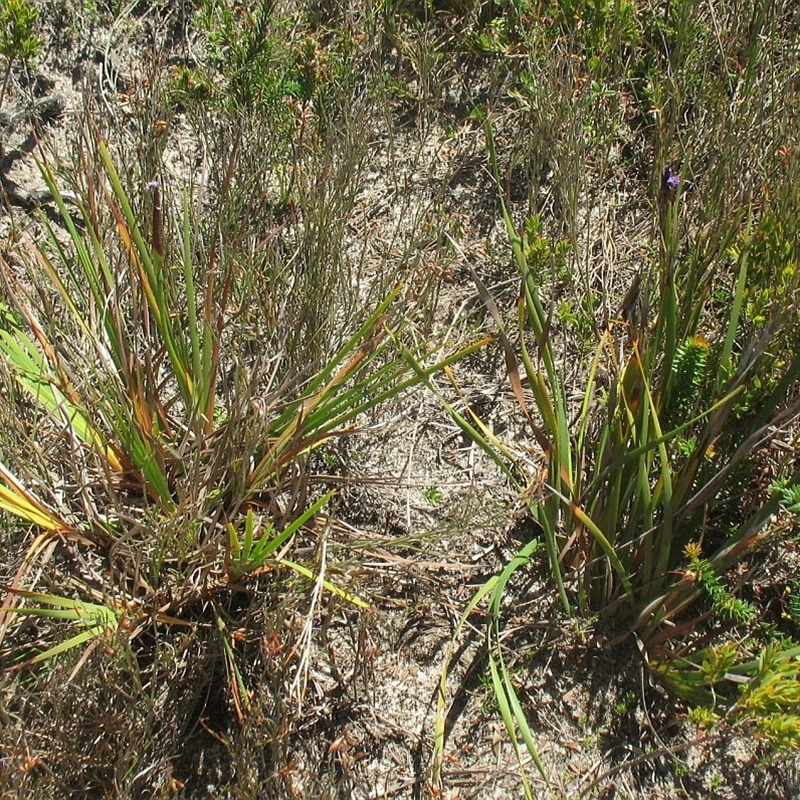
[2, 1, 800, 798]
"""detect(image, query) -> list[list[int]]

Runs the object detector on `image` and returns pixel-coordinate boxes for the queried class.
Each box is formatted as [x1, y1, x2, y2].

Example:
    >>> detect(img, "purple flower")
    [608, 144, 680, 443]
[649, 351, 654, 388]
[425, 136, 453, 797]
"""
[663, 165, 680, 192]
[661, 165, 680, 206]
[145, 178, 160, 192]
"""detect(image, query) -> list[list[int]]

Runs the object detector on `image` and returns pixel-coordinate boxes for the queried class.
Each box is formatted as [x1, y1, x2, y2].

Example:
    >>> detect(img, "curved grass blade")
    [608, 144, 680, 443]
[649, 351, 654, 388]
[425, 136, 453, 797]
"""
[0, 589, 120, 667]
[431, 574, 499, 791]
[486, 538, 549, 790]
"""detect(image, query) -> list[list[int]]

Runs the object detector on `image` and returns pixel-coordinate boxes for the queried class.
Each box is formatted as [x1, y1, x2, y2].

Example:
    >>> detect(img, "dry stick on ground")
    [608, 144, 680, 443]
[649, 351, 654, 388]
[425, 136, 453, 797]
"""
[576, 732, 717, 799]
